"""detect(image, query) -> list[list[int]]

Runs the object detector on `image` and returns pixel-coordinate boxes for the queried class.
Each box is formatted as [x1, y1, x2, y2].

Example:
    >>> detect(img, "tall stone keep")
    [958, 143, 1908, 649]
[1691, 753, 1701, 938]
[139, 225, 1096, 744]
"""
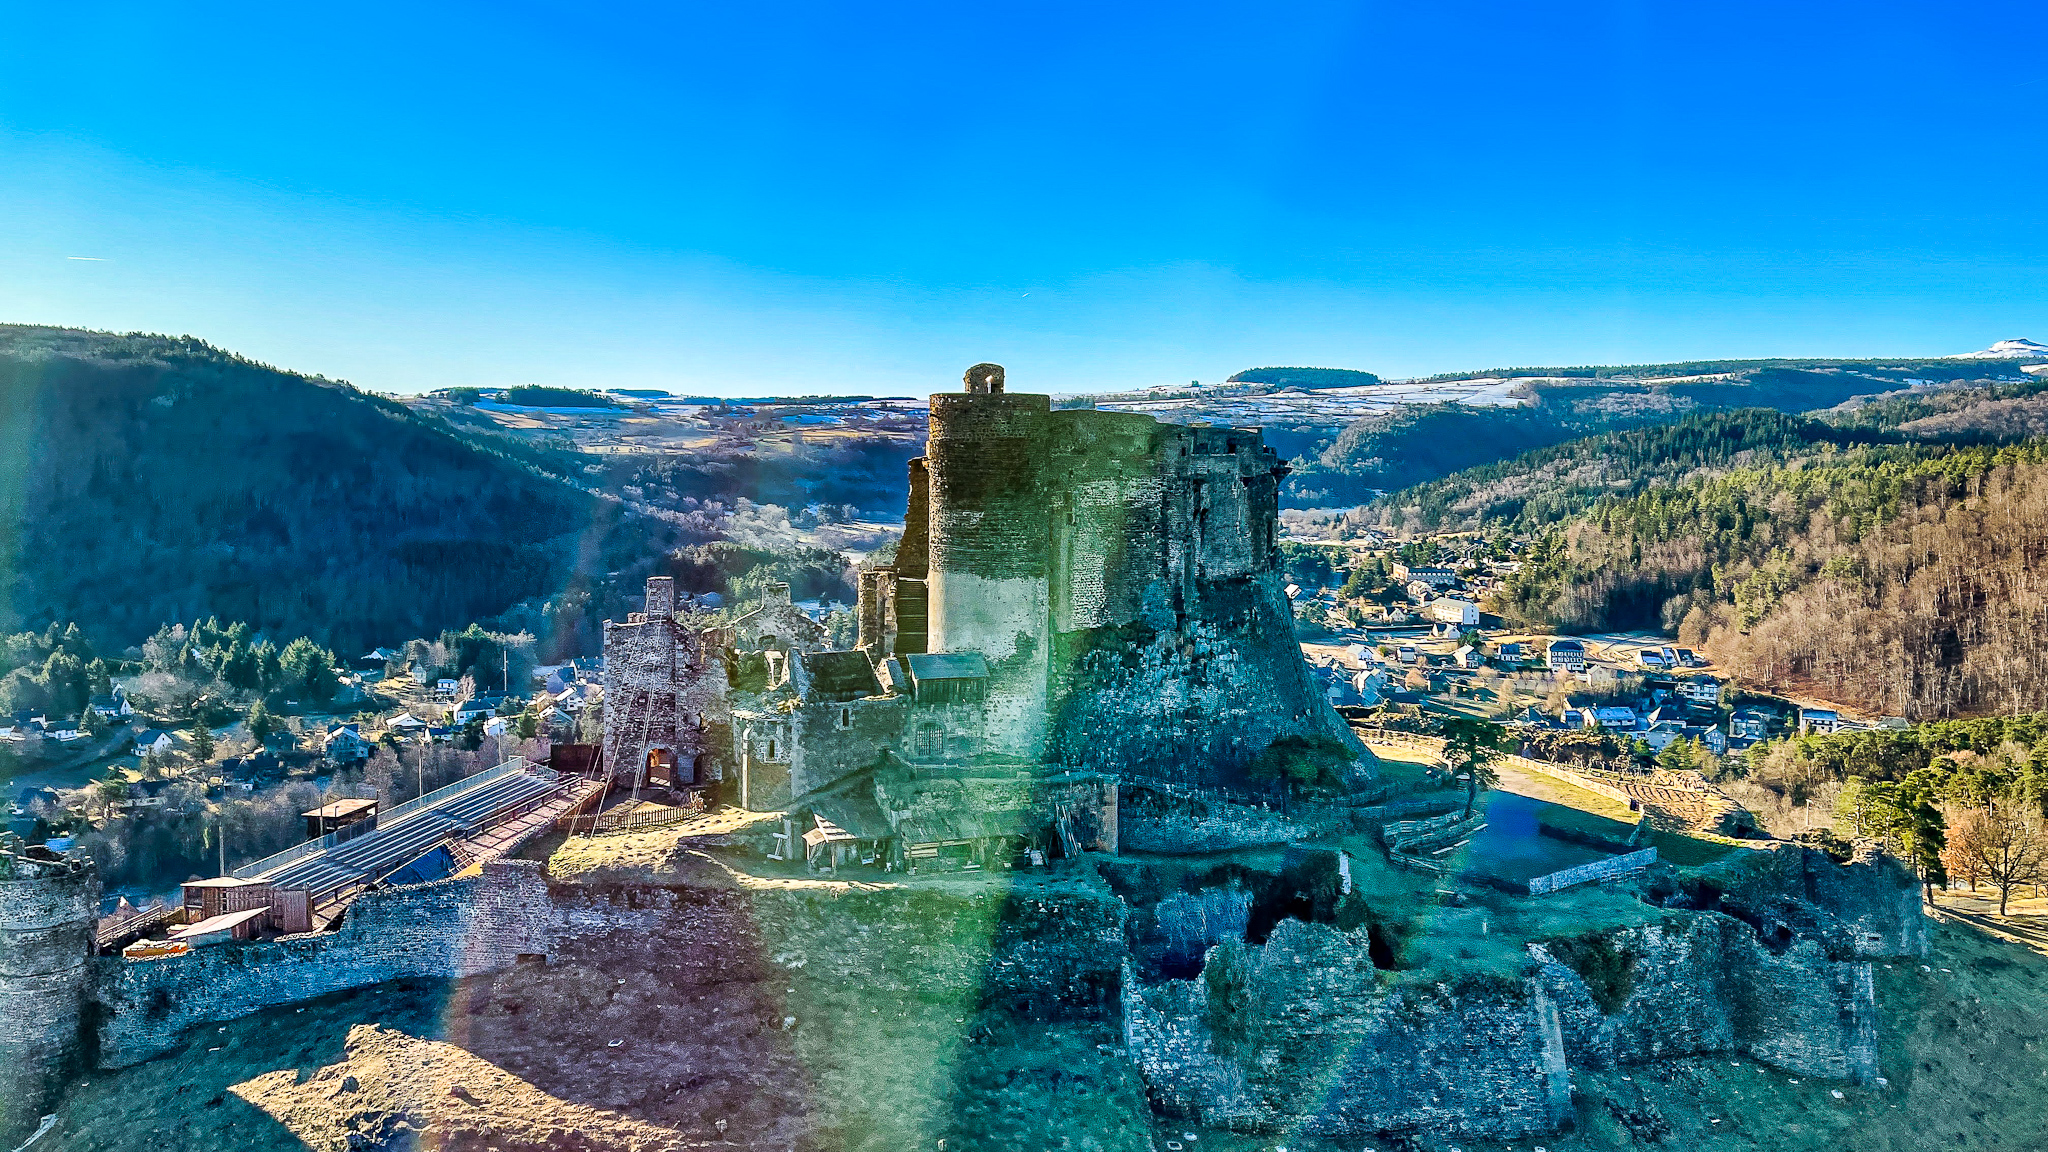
[0, 845, 99, 1142]
[925, 374, 1055, 757]
[863, 363, 1368, 785]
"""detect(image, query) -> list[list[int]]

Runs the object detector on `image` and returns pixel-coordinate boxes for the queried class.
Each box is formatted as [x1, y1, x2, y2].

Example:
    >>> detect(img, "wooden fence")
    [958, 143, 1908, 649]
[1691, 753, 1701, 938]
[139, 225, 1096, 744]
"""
[565, 795, 707, 836]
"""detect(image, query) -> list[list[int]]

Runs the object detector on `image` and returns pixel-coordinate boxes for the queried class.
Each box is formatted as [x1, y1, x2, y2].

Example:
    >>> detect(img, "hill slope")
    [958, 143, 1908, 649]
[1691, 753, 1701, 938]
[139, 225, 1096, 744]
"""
[1495, 441, 2048, 717]
[1281, 360, 2038, 505]
[0, 325, 662, 654]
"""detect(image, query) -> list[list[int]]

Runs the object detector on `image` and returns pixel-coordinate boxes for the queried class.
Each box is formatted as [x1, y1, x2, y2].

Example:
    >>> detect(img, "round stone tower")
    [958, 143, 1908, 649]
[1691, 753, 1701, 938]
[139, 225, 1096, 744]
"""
[0, 844, 99, 1141]
[925, 364, 1055, 757]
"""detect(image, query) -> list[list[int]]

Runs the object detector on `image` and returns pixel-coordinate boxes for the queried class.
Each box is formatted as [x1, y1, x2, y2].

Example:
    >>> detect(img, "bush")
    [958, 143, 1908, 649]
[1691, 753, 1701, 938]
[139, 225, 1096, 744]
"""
[1246, 735, 1351, 789]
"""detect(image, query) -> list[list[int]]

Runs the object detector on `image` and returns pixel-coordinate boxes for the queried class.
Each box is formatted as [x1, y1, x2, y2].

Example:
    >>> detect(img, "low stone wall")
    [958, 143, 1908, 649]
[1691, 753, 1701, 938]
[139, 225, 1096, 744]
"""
[97, 862, 558, 1068]
[1528, 847, 1657, 895]
[93, 861, 1130, 1069]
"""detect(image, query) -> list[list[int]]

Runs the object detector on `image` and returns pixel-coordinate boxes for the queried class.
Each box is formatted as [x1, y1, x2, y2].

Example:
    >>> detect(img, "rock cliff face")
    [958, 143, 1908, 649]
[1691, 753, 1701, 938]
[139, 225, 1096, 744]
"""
[1122, 844, 1922, 1140]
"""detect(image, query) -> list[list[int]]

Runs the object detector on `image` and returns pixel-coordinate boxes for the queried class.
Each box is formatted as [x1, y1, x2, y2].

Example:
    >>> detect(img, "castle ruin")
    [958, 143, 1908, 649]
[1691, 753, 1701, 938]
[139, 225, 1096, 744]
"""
[601, 363, 1369, 869]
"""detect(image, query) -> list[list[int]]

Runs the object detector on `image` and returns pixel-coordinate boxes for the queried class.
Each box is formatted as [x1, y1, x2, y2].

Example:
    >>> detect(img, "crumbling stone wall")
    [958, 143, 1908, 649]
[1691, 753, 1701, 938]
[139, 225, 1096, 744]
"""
[1117, 785, 1307, 853]
[1701, 841, 1927, 959]
[0, 850, 98, 1142]
[97, 861, 559, 1068]
[730, 583, 827, 653]
[1531, 913, 1883, 1082]
[1123, 921, 1572, 1141]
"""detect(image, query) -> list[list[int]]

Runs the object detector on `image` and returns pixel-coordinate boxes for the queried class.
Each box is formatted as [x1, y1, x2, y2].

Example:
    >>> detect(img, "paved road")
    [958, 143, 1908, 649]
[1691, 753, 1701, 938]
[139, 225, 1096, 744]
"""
[258, 769, 562, 895]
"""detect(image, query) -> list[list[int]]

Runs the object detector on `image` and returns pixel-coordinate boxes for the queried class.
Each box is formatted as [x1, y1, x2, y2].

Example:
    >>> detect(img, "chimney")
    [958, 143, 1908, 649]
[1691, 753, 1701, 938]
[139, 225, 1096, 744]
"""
[645, 576, 676, 620]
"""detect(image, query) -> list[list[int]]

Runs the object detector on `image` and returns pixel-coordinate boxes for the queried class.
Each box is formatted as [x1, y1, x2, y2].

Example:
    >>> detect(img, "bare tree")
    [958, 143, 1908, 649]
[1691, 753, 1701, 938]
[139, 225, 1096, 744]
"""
[1951, 794, 2048, 915]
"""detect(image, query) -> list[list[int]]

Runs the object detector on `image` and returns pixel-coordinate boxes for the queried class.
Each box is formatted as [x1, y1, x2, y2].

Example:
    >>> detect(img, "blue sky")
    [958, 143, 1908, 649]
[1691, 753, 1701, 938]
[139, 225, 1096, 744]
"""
[2, 1, 2044, 395]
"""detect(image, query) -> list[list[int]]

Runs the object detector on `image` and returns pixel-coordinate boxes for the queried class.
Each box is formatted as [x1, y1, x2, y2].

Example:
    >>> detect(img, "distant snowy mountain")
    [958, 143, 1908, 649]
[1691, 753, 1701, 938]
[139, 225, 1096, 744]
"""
[1951, 338, 2048, 359]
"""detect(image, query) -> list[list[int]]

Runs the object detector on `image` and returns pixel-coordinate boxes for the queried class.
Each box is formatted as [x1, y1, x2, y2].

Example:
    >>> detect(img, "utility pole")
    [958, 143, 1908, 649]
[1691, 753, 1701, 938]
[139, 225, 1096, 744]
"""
[218, 809, 226, 877]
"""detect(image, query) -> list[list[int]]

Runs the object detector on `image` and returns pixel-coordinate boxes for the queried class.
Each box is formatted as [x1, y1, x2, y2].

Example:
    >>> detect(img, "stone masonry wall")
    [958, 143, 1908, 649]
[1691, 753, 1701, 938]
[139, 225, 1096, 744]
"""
[1530, 912, 1884, 1082]
[1124, 920, 1572, 1141]
[97, 861, 558, 1069]
[602, 604, 731, 786]
[93, 862, 1128, 1070]
[0, 853, 99, 1142]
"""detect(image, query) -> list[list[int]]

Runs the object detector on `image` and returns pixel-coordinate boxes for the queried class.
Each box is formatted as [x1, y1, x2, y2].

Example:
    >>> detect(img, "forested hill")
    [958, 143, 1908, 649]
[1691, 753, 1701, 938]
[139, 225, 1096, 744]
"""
[0, 325, 669, 654]
[1367, 409, 1869, 532]
[1496, 441, 2048, 718]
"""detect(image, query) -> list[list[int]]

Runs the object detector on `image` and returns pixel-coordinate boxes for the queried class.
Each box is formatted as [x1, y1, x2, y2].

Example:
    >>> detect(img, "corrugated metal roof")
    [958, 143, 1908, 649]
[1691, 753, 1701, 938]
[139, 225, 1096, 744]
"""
[170, 907, 268, 939]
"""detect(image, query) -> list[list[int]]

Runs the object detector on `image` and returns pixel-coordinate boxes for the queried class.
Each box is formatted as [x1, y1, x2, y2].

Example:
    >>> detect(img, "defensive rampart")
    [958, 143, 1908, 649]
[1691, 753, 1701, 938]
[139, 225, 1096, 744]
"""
[93, 862, 1128, 1069]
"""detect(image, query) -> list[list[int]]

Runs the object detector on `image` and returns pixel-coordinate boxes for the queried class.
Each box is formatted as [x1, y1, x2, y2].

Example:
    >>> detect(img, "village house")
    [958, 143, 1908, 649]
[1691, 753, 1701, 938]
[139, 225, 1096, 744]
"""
[88, 686, 133, 719]
[1426, 598, 1480, 627]
[1729, 705, 1776, 745]
[452, 693, 510, 726]
[323, 723, 370, 765]
[1677, 675, 1723, 706]
[1391, 562, 1457, 587]
[1591, 704, 1639, 730]
[1451, 644, 1485, 669]
[132, 729, 175, 759]
[1639, 720, 1687, 752]
[1801, 707, 1845, 734]
[1545, 638, 1587, 673]
[1352, 667, 1390, 706]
